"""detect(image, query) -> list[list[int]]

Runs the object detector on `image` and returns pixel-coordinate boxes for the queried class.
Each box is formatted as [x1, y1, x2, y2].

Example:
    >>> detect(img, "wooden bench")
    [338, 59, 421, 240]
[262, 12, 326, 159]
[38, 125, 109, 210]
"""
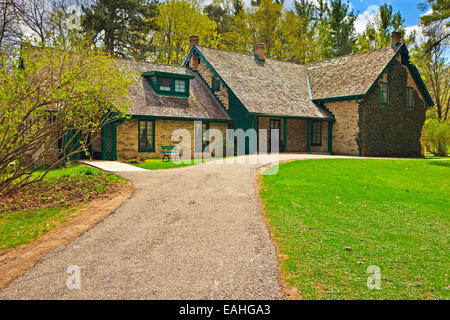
[161, 145, 180, 162]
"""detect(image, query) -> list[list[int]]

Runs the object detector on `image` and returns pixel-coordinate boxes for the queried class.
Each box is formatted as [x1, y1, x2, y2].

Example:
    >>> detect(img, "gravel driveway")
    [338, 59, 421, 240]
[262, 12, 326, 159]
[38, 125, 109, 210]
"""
[0, 154, 344, 299]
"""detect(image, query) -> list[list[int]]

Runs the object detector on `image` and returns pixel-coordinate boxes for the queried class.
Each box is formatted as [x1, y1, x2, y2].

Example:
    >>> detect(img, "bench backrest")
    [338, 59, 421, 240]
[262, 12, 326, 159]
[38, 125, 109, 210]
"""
[161, 145, 176, 150]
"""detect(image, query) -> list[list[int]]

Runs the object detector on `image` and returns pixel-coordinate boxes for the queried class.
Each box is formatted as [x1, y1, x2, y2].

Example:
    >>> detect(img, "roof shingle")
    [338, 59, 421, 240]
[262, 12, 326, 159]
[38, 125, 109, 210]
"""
[306, 46, 400, 100]
[196, 46, 332, 119]
[118, 59, 230, 121]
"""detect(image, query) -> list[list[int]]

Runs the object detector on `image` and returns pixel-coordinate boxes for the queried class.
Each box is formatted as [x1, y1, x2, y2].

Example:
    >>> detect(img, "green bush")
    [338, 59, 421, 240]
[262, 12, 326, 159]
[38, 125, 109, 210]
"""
[425, 119, 450, 156]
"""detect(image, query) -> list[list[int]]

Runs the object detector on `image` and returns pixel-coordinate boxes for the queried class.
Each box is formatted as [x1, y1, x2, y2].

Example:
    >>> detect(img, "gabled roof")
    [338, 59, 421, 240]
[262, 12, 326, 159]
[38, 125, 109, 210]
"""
[193, 46, 332, 119]
[190, 44, 433, 116]
[117, 59, 230, 121]
[306, 46, 400, 100]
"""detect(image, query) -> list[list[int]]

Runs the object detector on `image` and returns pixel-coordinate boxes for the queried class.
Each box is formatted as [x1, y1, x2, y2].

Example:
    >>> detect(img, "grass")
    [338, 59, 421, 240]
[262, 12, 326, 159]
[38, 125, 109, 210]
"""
[259, 159, 449, 300]
[0, 163, 126, 251]
[0, 206, 78, 250]
[129, 157, 225, 170]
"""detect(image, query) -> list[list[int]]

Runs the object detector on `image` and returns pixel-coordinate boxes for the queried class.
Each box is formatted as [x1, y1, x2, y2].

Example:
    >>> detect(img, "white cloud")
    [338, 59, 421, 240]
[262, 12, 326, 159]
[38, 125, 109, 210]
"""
[354, 4, 379, 34]
[405, 25, 426, 44]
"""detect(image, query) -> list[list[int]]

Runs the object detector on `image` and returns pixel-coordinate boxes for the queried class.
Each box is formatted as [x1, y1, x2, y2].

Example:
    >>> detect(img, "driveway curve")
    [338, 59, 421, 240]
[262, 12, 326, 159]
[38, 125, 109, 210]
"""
[0, 154, 348, 299]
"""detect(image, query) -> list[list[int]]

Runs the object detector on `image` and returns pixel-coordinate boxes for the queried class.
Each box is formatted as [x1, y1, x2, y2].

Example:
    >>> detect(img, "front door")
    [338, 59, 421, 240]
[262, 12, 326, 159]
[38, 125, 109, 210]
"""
[268, 119, 281, 153]
[102, 122, 117, 160]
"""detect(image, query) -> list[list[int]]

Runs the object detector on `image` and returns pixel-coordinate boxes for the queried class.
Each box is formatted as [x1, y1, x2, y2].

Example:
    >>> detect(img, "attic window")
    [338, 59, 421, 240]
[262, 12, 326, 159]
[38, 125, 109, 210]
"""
[142, 71, 194, 97]
[212, 76, 220, 91]
[159, 78, 171, 91]
[407, 87, 414, 109]
[380, 82, 389, 105]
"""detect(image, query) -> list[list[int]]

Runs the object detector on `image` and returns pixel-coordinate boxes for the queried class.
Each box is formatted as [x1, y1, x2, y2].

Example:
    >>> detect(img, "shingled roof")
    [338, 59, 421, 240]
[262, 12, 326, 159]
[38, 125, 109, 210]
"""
[195, 46, 332, 119]
[306, 46, 400, 100]
[118, 59, 230, 121]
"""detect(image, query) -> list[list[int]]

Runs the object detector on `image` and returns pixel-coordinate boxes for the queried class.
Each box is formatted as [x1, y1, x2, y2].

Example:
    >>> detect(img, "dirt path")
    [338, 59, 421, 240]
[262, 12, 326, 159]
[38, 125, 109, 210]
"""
[0, 154, 348, 299]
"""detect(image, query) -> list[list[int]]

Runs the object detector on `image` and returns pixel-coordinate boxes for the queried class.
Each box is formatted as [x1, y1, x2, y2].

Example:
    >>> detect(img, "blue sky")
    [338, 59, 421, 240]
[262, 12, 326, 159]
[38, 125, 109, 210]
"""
[349, 0, 425, 28]
[282, 0, 429, 37]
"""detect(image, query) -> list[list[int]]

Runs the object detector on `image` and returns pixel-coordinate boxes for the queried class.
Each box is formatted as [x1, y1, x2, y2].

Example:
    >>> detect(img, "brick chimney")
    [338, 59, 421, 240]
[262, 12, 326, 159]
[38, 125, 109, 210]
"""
[391, 31, 402, 48]
[189, 35, 199, 71]
[254, 42, 265, 63]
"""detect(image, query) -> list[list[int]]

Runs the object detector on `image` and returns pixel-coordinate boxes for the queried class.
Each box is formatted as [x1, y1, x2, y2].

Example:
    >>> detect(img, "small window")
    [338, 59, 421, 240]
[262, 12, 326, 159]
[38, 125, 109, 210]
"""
[311, 121, 322, 146]
[138, 120, 154, 152]
[159, 78, 171, 91]
[380, 82, 389, 105]
[407, 87, 414, 109]
[212, 76, 220, 91]
[174, 79, 186, 93]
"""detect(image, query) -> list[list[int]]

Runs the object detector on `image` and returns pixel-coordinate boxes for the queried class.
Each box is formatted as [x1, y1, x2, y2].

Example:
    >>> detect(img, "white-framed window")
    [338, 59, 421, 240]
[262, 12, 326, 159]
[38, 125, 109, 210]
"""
[159, 77, 171, 91]
[174, 79, 186, 93]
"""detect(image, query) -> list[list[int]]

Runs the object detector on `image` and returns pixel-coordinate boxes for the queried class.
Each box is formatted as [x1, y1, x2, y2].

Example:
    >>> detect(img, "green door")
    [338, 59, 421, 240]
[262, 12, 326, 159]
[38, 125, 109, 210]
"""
[102, 122, 117, 160]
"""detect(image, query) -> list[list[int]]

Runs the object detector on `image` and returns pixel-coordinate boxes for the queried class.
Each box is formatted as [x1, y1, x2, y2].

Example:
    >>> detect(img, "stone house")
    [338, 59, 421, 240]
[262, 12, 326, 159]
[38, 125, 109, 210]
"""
[93, 32, 433, 160]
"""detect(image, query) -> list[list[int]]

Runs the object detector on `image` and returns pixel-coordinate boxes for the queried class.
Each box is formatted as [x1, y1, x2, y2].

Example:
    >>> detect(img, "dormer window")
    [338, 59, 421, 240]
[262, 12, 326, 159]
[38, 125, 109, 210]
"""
[159, 78, 172, 91]
[143, 71, 194, 97]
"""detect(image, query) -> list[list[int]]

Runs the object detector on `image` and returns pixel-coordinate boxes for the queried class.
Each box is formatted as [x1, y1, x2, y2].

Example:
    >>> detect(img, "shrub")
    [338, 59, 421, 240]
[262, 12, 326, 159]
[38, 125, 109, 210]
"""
[424, 119, 450, 156]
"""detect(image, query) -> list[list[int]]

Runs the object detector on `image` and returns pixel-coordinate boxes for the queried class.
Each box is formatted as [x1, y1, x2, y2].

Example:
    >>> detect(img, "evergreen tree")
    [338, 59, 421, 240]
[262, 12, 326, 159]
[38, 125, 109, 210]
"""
[354, 3, 406, 52]
[324, 0, 356, 58]
[82, 0, 159, 59]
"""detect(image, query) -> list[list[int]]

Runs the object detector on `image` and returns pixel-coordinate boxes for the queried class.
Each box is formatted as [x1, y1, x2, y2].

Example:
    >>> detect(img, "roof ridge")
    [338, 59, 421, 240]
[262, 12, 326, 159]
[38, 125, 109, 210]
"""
[197, 45, 399, 69]
[305, 45, 399, 67]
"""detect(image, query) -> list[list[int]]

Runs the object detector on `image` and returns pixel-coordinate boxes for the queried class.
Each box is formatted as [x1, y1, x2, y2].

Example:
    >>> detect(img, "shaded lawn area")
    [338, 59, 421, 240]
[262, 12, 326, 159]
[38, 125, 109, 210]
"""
[0, 164, 126, 250]
[129, 157, 225, 170]
[260, 159, 449, 300]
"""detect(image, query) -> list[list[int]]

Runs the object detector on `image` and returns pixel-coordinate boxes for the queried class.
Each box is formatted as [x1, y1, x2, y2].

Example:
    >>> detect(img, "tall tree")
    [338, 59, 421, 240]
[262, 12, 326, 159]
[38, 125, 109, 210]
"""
[82, 0, 159, 59]
[354, 3, 406, 52]
[152, 0, 220, 65]
[418, 0, 450, 51]
[323, 0, 356, 58]
[204, 0, 233, 34]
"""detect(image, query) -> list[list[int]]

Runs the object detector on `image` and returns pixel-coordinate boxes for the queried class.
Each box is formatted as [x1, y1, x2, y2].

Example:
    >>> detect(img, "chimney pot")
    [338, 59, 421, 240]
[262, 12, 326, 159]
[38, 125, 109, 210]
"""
[254, 42, 265, 62]
[189, 35, 199, 51]
[391, 32, 402, 48]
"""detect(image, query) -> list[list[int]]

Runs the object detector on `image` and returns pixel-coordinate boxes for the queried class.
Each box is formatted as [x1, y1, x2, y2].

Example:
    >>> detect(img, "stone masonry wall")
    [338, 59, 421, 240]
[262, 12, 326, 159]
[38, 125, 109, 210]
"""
[310, 121, 329, 153]
[197, 58, 229, 109]
[286, 119, 307, 152]
[359, 59, 426, 157]
[325, 100, 360, 155]
[116, 119, 229, 160]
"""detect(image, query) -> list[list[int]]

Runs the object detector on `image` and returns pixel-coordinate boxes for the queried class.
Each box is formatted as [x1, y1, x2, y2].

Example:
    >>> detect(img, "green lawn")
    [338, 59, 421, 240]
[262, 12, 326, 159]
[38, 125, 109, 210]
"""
[260, 159, 449, 300]
[0, 206, 77, 250]
[129, 157, 225, 170]
[0, 164, 125, 251]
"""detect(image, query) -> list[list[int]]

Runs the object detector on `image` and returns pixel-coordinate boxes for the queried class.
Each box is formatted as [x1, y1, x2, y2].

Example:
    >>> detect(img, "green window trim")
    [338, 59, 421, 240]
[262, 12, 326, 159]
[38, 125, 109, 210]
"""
[311, 120, 322, 146]
[143, 71, 194, 98]
[407, 87, 415, 109]
[380, 81, 389, 106]
[138, 119, 155, 152]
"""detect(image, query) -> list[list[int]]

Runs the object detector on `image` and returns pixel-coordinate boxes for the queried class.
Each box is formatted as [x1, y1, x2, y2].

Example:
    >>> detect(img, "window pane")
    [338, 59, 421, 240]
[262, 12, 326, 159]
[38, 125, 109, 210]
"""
[408, 88, 414, 108]
[159, 78, 171, 91]
[174, 79, 186, 93]
[311, 121, 322, 145]
[212, 77, 220, 91]
[139, 120, 154, 150]
[380, 83, 388, 104]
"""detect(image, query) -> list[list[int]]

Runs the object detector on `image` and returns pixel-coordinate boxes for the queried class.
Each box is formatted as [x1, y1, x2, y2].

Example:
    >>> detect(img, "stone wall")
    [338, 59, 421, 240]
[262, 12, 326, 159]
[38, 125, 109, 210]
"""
[116, 119, 229, 160]
[359, 59, 426, 157]
[325, 100, 360, 155]
[257, 117, 284, 152]
[286, 119, 307, 152]
[197, 58, 229, 109]
[310, 121, 329, 153]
